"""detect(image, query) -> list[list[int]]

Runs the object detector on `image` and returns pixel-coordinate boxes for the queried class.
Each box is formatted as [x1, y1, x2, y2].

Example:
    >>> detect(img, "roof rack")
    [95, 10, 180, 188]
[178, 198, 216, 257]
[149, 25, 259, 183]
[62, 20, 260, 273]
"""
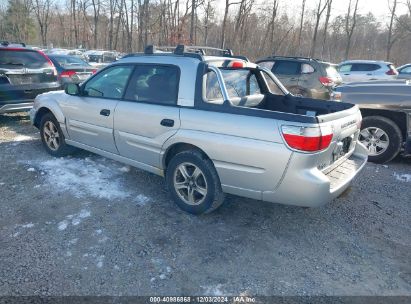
[0, 41, 26, 47]
[140, 44, 249, 62]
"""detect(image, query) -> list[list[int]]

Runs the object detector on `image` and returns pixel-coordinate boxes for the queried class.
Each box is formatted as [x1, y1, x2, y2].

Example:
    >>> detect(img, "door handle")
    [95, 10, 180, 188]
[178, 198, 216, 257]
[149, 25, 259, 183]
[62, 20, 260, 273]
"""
[344, 74, 350, 76]
[100, 109, 110, 116]
[366, 73, 372, 76]
[160, 119, 174, 127]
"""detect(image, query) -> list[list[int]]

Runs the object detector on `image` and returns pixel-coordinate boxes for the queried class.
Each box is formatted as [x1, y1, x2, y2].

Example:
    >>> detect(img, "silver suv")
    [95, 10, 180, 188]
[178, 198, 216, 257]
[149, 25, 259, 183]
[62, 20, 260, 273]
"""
[338, 60, 398, 83]
[30, 45, 368, 214]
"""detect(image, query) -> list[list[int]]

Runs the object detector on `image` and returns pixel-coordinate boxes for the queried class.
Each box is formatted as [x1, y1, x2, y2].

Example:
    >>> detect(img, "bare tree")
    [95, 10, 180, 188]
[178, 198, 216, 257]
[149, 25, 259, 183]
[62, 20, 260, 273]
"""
[321, 0, 332, 58]
[310, 0, 329, 58]
[297, 0, 306, 53]
[386, 0, 397, 60]
[344, 0, 360, 60]
[220, 0, 240, 49]
[32, 0, 53, 46]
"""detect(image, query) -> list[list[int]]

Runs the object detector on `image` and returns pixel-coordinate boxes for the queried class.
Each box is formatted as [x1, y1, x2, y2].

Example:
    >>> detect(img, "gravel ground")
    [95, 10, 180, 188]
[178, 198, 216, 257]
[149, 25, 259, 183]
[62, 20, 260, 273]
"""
[0, 112, 410, 296]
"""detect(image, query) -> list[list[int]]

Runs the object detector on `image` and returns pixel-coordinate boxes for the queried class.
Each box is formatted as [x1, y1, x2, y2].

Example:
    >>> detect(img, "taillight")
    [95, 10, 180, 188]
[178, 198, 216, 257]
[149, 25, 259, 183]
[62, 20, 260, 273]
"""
[37, 50, 57, 76]
[228, 61, 244, 68]
[60, 70, 77, 79]
[282, 125, 333, 152]
[92, 69, 97, 74]
[386, 69, 398, 75]
[319, 76, 334, 87]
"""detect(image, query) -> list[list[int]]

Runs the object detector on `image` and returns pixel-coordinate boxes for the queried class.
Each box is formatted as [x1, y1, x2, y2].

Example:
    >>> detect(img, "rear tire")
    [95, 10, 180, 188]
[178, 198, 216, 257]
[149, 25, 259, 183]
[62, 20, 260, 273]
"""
[359, 116, 402, 164]
[40, 113, 75, 157]
[166, 150, 225, 215]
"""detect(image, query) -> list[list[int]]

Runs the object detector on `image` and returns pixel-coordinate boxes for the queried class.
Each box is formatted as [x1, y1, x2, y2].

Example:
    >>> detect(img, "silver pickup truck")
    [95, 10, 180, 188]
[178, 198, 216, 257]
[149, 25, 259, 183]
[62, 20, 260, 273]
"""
[30, 45, 368, 214]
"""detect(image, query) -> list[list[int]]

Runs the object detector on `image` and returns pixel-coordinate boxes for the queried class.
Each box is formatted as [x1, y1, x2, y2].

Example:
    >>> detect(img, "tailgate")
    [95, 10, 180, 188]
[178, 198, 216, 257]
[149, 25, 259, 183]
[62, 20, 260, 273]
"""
[316, 105, 362, 171]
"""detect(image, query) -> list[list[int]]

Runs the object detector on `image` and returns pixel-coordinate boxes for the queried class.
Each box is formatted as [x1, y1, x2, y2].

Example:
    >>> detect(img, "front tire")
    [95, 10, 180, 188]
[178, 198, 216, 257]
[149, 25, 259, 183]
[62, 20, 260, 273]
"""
[166, 150, 225, 215]
[359, 116, 402, 163]
[40, 113, 74, 157]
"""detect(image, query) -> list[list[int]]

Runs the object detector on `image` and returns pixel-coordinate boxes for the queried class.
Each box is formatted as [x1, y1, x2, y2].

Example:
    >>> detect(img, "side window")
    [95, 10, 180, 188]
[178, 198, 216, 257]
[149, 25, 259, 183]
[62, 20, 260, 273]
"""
[301, 63, 315, 74]
[351, 64, 380, 72]
[83, 65, 133, 99]
[272, 61, 301, 75]
[258, 61, 275, 71]
[400, 66, 411, 74]
[339, 64, 352, 73]
[205, 70, 224, 104]
[262, 71, 285, 96]
[124, 65, 179, 105]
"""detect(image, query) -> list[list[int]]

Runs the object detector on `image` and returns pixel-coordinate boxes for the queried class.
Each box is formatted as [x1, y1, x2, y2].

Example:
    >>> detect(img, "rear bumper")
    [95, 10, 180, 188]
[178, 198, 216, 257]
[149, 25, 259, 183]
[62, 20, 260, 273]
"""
[262, 143, 368, 207]
[0, 102, 34, 114]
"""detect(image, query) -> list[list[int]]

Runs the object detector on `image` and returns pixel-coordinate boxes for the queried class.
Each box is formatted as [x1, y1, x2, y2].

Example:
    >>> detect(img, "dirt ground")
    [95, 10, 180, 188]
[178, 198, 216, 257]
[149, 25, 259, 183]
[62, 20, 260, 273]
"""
[0, 112, 410, 296]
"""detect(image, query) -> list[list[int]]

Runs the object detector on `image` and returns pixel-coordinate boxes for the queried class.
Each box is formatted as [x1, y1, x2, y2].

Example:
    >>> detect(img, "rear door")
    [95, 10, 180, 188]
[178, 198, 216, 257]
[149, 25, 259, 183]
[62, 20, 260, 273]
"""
[63, 65, 134, 153]
[114, 64, 181, 168]
[271, 60, 301, 90]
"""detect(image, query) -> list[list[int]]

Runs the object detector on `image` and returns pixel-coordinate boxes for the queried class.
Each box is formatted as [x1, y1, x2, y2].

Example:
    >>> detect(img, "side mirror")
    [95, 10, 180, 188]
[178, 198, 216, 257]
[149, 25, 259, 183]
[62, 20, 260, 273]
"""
[65, 83, 80, 96]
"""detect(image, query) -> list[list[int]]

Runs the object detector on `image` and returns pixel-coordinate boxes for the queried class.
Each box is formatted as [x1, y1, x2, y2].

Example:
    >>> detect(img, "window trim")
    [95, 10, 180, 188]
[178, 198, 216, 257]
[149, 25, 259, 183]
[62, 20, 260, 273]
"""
[122, 63, 181, 107]
[79, 63, 136, 101]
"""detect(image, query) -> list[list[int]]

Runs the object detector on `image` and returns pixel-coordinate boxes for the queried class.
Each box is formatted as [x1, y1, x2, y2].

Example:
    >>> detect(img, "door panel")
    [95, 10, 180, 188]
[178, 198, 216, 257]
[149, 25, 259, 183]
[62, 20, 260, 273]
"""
[114, 102, 180, 167]
[63, 95, 119, 153]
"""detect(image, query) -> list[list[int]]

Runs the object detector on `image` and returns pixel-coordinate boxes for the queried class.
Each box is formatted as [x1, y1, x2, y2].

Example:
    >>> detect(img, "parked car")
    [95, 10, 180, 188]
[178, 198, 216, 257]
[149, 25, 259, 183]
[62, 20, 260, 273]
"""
[338, 60, 398, 83]
[30, 45, 367, 214]
[86, 51, 117, 69]
[48, 55, 96, 85]
[332, 80, 411, 163]
[256, 56, 342, 100]
[397, 64, 411, 80]
[0, 41, 60, 114]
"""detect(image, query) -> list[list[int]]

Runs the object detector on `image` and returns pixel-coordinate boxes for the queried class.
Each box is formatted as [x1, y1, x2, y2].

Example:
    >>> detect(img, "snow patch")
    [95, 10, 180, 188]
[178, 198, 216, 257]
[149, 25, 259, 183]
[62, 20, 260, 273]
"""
[27, 167, 35, 172]
[13, 135, 34, 142]
[35, 157, 131, 200]
[71, 209, 91, 226]
[21, 223, 34, 228]
[394, 173, 411, 183]
[58, 220, 69, 231]
[119, 166, 131, 173]
[0, 182, 5, 186]
[202, 284, 225, 296]
[135, 194, 150, 206]
[96, 256, 104, 268]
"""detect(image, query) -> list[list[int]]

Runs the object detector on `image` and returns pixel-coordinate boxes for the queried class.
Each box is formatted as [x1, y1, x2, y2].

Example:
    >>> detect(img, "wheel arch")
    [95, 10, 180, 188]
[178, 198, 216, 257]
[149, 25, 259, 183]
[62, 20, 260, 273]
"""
[162, 142, 212, 169]
[360, 108, 407, 141]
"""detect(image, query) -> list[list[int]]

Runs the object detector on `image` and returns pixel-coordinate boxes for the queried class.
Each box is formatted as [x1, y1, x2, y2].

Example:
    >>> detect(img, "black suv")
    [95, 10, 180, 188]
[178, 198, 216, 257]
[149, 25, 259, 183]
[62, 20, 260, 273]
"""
[0, 42, 61, 114]
[256, 56, 342, 100]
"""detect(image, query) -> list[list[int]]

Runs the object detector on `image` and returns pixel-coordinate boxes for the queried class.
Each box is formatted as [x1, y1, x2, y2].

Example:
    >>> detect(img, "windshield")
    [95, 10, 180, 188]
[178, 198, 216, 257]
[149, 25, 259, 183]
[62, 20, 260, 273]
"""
[0, 50, 49, 68]
[51, 56, 89, 67]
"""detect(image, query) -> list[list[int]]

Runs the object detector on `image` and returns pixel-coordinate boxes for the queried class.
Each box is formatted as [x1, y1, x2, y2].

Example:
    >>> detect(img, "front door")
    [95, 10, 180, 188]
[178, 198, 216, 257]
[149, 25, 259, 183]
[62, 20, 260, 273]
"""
[62, 65, 134, 153]
[114, 64, 181, 168]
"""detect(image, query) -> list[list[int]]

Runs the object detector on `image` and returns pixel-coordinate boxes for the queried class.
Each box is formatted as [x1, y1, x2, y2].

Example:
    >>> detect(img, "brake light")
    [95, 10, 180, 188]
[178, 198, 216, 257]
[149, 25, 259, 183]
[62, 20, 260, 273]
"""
[60, 70, 77, 78]
[386, 69, 398, 75]
[319, 76, 334, 87]
[92, 69, 97, 74]
[228, 61, 244, 68]
[37, 50, 57, 76]
[282, 125, 333, 152]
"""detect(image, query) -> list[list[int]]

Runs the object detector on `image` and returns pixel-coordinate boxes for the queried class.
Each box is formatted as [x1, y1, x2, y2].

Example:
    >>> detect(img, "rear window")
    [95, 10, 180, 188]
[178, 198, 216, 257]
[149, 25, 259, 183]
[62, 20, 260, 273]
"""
[0, 49, 49, 68]
[272, 61, 301, 75]
[219, 69, 261, 98]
